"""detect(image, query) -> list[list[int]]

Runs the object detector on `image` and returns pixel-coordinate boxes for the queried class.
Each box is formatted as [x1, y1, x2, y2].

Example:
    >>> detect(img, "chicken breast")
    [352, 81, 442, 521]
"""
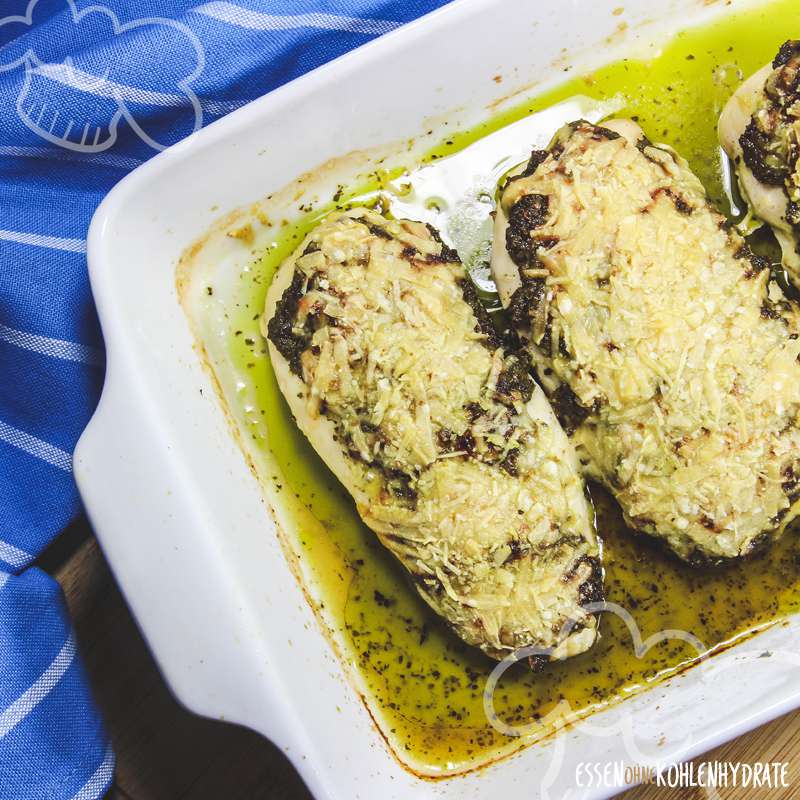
[719, 41, 800, 277]
[491, 119, 800, 562]
[263, 207, 601, 662]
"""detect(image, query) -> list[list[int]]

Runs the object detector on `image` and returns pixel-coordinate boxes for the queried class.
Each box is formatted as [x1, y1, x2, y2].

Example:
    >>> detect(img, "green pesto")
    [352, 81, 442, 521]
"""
[219, 0, 800, 774]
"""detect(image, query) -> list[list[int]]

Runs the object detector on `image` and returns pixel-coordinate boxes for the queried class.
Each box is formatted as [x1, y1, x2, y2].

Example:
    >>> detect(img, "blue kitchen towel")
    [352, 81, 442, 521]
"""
[0, 0, 450, 797]
[0, 570, 113, 799]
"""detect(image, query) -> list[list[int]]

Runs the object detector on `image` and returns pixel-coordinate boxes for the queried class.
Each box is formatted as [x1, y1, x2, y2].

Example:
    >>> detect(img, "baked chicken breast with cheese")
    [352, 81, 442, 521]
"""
[263, 207, 601, 662]
[719, 41, 800, 277]
[491, 119, 800, 562]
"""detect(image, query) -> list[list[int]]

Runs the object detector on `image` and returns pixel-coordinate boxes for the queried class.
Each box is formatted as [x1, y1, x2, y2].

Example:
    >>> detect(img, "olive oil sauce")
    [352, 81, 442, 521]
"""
[203, 0, 800, 775]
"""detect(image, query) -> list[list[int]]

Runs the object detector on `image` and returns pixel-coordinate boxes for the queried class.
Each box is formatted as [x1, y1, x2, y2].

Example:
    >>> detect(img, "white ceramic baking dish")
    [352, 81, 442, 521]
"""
[76, 1, 800, 797]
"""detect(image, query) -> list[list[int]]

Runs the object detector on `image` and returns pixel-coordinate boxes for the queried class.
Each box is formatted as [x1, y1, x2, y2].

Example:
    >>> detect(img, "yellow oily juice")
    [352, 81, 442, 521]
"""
[213, 0, 800, 774]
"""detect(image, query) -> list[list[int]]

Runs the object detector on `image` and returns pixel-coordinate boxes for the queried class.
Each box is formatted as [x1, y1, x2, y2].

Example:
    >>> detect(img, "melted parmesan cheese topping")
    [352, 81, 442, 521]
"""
[264, 208, 600, 660]
[495, 121, 800, 561]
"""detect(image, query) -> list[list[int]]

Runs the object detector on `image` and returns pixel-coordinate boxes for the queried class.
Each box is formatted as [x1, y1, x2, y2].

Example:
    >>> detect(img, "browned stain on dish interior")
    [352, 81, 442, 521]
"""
[185, 0, 800, 777]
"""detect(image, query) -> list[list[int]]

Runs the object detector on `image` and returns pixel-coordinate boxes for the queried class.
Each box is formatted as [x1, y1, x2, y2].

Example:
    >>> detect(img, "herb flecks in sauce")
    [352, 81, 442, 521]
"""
[215, 0, 800, 775]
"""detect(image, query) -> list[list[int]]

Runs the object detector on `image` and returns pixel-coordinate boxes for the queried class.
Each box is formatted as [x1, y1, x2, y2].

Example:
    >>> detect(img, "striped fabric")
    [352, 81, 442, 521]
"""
[0, 1, 449, 796]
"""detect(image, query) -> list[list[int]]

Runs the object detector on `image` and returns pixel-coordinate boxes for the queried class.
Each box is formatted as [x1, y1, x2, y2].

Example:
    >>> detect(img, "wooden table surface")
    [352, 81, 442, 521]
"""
[47, 516, 800, 800]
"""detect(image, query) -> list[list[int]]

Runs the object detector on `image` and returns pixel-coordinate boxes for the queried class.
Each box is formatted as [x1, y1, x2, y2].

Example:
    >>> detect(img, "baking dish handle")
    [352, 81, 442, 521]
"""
[74, 371, 296, 749]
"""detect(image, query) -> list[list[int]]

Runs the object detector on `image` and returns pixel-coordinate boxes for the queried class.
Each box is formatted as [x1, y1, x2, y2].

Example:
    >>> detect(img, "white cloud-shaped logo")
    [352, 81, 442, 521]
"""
[0, 0, 204, 152]
[483, 602, 709, 800]
[482, 602, 800, 799]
